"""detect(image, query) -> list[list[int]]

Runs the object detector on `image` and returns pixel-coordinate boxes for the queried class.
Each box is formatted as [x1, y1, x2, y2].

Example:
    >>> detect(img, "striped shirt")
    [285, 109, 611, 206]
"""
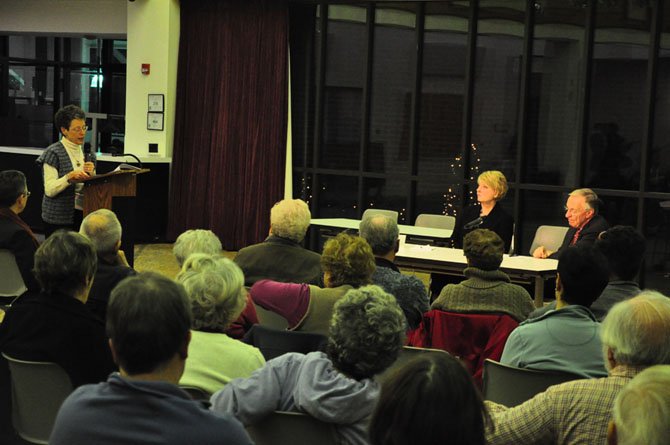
[485, 365, 643, 445]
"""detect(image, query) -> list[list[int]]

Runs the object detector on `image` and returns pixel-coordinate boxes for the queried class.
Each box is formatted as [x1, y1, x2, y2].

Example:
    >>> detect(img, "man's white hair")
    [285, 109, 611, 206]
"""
[600, 290, 670, 366]
[79, 208, 122, 255]
[173, 229, 222, 266]
[270, 199, 311, 243]
[613, 365, 670, 445]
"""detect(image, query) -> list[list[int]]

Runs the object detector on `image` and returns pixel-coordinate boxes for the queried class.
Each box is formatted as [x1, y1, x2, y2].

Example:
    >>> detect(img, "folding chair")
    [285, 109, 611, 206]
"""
[246, 411, 338, 445]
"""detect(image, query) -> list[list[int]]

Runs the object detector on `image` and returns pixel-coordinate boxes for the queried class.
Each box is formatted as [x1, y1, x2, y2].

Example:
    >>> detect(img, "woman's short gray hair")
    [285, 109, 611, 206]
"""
[601, 290, 670, 366]
[175, 253, 246, 331]
[327, 285, 405, 380]
[270, 199, 311, 243]
[613, 365, 670, 445]
[173, 229, 223, 266]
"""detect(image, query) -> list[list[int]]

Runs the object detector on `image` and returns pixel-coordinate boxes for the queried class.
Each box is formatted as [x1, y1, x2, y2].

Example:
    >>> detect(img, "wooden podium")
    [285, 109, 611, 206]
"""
[79, 168, 150, 266]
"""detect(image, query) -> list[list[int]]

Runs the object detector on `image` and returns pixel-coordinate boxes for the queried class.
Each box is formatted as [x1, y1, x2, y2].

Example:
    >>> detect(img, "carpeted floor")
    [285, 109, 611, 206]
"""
[134, 244, 237, 279]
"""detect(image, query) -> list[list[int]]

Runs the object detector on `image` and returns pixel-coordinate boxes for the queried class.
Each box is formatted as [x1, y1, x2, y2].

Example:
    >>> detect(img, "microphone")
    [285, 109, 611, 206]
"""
[463, 217, 483, 230]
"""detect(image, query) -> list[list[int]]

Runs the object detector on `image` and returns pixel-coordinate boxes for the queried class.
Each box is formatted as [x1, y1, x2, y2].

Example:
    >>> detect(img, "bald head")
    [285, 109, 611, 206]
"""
[601, 291, 670, 368]
[79, 209, 122, 255]
[359, 214, 399, 256]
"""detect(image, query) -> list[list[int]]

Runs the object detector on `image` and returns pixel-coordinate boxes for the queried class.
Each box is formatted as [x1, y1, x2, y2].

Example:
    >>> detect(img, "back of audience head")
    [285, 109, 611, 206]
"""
[610, 365, 670, 445]
[596, 226, 645, 281]
[0, 169, 27, 208]
[107, 272, 192, 376]
[79, 209, 122, 256]
[327, 285, 405, 380]
[176, 253, 246, 332]
[601, 290, 670, 368]
[463, 229, 504, 271]
[556, 244, 609, 307]
[359, 214, 399, 256]
[270, 199, 311, 243]
[34, 230, 97, 298]
[173, 229, 222, 266]
[321, 232, 375, 288]
[369, 353, 488, 445]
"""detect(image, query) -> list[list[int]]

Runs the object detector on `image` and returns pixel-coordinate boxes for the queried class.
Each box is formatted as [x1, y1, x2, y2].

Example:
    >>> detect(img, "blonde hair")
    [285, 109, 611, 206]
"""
[478, 171, 508, 201]
[270, 199, 311, 243]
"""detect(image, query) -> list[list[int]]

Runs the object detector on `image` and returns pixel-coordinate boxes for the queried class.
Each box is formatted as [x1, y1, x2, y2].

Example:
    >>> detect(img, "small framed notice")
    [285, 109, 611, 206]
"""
[148, 94, 164, 112]
[147, 112, 164, 131]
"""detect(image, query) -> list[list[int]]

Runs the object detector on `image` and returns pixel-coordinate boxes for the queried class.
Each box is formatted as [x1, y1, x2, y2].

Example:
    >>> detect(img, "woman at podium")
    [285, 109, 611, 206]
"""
[36, 105, 95, 237]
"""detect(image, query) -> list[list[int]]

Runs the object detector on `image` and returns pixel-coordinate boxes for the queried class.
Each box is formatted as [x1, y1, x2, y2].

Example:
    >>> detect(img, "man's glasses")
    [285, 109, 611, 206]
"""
[69, 125, 88, 133]
[23, 191, 31, 198]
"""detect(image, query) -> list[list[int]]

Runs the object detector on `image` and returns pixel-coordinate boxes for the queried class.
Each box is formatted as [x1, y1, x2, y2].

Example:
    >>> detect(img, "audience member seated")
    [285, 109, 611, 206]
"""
[485, 290, 670, 445]
[210, 285, 406, 445]
[0, 230, 115, 387]
[500, 245, 609, 378]
[431, 229, 534, 322]
[176, 254, 265, 394]
[359, 214, 429, 329]
[79, 209, 135, 320]
[530, 225, 645, 320]
[533, 188, 609, 259]
[49, 272, 253, 445]
[609, 365, 670, 445]
[369, 353, 489, 445]
[234, 199, 322, 286]
[0, 169, 39, 292]
[173, 228, 258, 339]
[250, 232, 376, 335]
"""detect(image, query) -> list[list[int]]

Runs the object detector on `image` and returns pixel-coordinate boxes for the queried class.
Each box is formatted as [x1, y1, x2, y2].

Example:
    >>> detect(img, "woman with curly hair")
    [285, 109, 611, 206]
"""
[211, 285, 406, 445]
[176, 254, 265, 394]
[249, 232, 377, 335]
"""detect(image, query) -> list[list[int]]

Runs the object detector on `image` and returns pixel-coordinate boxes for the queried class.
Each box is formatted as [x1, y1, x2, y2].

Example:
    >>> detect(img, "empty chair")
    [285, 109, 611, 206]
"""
[242, 325, 327, 361]
[415, 214, 456, 231]
[376, 346, 450, 383]
[482, 359, 582, 407]
[246, 411, 338, 445]
[528, 225, 569, 256]
[362, 208, 398, 222]
[0, 249, 27, 299]
[2, 352, 73, 444]
[253, 303, 289, 330]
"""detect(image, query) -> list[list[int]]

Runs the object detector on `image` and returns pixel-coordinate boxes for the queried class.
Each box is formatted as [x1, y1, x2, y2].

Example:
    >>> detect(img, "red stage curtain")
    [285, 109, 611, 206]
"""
[168, 0, 288, 250]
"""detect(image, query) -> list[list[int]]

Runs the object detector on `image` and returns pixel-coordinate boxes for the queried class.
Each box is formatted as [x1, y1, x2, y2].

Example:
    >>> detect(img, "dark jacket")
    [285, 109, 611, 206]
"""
[0, 216, 39, 292]
[86, 255, 136, 321]
[234, 235, 322, 286]
[549, 214, 609, 259]
[453, 204, 514, 253]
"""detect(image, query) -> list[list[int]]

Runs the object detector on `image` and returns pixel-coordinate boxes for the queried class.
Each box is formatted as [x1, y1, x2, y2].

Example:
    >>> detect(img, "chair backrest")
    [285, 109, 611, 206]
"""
[242, 325, 328, 361]
[407, 310, 518, 387]
[375, 346, 450, 383]
[482, 359, 582, 407]
[0, 249, 28, 298]
[415, 214, 456, 230]
[528, 225, 569, 255]
[253, 303, 289, 330]
[179, 385, 211, 401]
[362, 208, 398, 222]
[246, 411, 338, 445]
[2, 352, 73, 444]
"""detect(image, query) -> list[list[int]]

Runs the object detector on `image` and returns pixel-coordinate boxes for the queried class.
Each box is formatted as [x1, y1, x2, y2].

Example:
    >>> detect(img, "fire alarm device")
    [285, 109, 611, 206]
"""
[141, 64, 150, 75]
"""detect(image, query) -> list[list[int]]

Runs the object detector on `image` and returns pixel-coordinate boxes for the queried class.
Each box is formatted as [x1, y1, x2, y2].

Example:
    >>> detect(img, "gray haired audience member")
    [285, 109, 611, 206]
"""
[173, 228, 257, 339]
[609, 365, 670, 445]
[486, 290, 670, 445]
[359, 214, 429, 329]
[50, 272, 253, 445]
[211, 284, 406, 445]
[177, 254, 265, 394]
[173, 229, 223, 266]
[79, 209, 135, 320]
[234, 198, 322, 286]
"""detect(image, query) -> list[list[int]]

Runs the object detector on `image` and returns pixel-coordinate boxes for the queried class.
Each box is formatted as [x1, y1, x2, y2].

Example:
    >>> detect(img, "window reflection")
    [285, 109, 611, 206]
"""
[316, 174, 358, 218]
[650, 5, 670, 192]
[644, 199, 670, 294]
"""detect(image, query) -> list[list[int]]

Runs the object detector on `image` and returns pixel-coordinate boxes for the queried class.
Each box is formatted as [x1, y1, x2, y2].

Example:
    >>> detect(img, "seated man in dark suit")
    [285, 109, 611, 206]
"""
[533, 188, 609, 259]
[50, 272, 252, 445]
[0, 170, 39, 292]
[234, 199, 321, 286]
[79, 209, 135, 321]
